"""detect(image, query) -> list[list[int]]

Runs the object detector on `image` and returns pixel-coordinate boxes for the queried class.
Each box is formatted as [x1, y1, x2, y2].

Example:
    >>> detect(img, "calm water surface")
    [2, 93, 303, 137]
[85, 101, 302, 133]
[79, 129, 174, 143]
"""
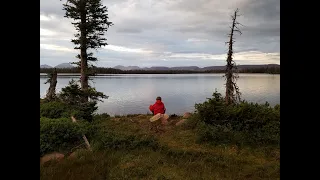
[40, 74, 280, 115]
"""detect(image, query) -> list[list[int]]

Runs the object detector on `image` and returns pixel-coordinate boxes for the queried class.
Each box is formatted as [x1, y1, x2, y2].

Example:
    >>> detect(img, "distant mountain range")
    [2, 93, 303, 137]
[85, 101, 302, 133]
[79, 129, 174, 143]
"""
[112, 64, 280, 71]
[40, 63, 75, 69]
[41, 63, 279, 71]
[40, 64, 53, 69]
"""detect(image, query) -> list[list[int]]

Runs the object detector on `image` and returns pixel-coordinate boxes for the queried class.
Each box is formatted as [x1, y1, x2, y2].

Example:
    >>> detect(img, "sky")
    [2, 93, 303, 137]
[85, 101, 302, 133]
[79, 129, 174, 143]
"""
[40, 0, 280, 68]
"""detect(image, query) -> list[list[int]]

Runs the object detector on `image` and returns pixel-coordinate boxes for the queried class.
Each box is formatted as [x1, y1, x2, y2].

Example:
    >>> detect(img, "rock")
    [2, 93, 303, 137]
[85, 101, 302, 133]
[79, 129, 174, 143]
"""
[150, 113, 169, 123]
[160, 114, 169, 125]
[40, 152, 64, 165]
[68, 151, 78, 159]
[175, 119, 187, 126]
[182, 112, 192, 119]
[161, 119, 168, 125]
[67, 149, 90, 159]
[150, 113, 162, 122]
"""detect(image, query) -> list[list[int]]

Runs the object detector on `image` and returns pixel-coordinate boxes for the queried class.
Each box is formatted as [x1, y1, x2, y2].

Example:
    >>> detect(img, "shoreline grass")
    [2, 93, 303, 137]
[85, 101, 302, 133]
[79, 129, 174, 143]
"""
[40, 114, 279, 180]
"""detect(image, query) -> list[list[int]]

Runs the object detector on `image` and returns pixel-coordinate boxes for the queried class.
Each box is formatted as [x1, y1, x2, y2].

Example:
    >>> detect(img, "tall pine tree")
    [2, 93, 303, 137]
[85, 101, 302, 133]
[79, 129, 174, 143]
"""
[62, 0, 113, 102]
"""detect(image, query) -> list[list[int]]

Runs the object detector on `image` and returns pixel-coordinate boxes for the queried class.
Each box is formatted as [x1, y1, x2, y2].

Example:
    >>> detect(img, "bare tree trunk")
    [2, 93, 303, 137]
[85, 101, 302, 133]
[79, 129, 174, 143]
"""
[45, 68, 57, 101]
[225, 9, 242, 105]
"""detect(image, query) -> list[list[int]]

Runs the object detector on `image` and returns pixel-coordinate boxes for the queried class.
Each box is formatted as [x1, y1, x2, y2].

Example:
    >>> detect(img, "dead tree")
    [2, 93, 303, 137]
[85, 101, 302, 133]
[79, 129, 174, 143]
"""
[225, 8, 242, 105]
[45, 68, 58, 101]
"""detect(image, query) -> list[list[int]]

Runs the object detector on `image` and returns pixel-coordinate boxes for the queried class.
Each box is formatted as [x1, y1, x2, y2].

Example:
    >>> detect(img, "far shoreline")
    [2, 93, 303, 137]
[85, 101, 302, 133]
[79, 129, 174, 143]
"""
[40, 72, 280, 76]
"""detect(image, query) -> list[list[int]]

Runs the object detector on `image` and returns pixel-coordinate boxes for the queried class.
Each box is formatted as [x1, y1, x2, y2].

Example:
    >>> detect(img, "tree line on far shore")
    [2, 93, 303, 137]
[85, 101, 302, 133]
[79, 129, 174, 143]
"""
[40, 66, 280, 74]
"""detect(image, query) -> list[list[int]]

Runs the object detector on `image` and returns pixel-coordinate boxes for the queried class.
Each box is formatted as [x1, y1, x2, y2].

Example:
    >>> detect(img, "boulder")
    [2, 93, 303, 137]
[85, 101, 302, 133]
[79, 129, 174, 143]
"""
[149, 113, 162, 122]
[40, 152, 64, 164]
[68, 149, 92, 159]
[182, 112, 192, 119]
[175, 119, 187, 126]
[68, 151, 78, 159]
[160, 114, 169, 125]
[150, 113, 169, 125]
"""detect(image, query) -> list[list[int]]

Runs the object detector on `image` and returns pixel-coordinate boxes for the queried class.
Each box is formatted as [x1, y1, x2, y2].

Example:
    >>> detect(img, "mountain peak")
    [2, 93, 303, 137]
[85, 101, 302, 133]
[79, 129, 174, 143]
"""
[40, 64, 53, 68]
[54, 63, 75, 69]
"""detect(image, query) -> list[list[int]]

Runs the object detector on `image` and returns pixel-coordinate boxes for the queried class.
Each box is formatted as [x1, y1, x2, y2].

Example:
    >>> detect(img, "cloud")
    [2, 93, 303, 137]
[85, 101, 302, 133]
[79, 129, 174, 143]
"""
[40, 43, 75, 52]
[186, 38, 209, 42]
[40, 0, 280, 67]
[166, 51, 279, 63]
[40, 14, 52, 21]
[103, 45, 153, 54]
[40, 28, 56, 36]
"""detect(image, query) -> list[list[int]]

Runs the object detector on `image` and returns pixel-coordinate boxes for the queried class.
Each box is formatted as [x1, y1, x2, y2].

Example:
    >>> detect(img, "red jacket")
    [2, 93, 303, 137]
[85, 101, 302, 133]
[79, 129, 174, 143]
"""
[149, 100, 166, 115]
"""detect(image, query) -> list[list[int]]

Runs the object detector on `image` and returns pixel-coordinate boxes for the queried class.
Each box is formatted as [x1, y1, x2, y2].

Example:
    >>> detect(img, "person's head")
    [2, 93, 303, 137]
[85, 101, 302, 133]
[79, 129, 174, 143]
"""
[156, 96, 161, 101]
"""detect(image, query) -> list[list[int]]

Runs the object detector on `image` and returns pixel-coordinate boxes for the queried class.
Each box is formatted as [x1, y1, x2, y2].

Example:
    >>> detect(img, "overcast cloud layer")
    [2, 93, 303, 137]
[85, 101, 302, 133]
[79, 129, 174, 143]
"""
[40, 0, 280, 67]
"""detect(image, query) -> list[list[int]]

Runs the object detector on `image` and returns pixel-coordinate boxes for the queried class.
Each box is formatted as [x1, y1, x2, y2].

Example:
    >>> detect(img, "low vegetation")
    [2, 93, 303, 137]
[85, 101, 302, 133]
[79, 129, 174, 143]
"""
[40, 91, 280, 180]
[41, 79, 107, 122]
[40, 117, 91, 156]
[192, 91, 280, 147]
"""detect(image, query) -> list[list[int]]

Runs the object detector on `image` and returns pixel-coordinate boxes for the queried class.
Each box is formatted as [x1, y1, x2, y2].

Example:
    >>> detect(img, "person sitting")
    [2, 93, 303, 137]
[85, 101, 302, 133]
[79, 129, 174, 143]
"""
[149, 96, 168, 125]
[149, 96, 166, 115]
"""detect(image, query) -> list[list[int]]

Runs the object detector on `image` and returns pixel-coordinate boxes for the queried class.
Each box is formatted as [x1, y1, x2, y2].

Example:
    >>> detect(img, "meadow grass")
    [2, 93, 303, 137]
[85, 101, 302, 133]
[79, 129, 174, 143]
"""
[40, 114, 279, 180]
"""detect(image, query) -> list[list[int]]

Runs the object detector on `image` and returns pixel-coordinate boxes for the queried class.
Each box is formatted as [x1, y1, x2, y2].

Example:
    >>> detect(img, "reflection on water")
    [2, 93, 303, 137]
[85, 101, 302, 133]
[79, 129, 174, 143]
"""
[40, 74, 280, 115]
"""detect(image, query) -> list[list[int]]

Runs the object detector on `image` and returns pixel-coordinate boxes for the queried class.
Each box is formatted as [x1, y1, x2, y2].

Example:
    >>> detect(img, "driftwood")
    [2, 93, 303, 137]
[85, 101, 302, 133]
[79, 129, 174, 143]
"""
[71, 116, 92, 151]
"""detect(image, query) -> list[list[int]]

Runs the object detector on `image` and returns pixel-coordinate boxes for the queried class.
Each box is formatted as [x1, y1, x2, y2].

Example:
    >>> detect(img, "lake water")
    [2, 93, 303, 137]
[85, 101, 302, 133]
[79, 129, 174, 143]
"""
[40, 73, 280, 116]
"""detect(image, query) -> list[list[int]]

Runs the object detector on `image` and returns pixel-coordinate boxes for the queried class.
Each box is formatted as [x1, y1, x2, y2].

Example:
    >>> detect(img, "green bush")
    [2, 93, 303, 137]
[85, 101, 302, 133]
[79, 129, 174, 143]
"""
[40, 117, 91, 156]
[194, 91, 280, 146]
[70, 102, 98, 122]
[57, 79, 107, 122]
[40, 99, 98, 121]
[40, 101, 70, 119]
[93, 113, 111, 121]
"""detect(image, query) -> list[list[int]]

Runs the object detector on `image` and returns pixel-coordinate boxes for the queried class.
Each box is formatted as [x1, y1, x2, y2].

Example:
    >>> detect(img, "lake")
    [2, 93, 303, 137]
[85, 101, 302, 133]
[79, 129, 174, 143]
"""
[40, 73, 280, 116]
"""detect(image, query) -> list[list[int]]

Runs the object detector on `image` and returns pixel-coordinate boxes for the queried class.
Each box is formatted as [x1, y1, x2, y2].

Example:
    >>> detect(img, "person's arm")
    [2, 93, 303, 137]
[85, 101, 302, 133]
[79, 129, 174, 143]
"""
[164, 105, 166, 113]
[149, 105, 155, 115]
[149, 104, 154, 111]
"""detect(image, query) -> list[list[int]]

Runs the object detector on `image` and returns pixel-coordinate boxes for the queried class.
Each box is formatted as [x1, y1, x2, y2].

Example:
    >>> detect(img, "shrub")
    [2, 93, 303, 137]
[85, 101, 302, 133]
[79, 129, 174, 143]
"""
[70, 102, 98, 122]
[40, 117, 91, 156]
[93, 113, 111, 121]
[194, 91, 280, 146]
[194, 91, 228, 125]
[57, 79, 108, 122]
[40, 101, 70, 119]
[39, 99, 97, 121]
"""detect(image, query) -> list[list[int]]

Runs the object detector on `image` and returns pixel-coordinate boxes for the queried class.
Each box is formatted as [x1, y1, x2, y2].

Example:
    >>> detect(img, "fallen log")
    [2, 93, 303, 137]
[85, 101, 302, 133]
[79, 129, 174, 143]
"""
[71, 116, 92, 151]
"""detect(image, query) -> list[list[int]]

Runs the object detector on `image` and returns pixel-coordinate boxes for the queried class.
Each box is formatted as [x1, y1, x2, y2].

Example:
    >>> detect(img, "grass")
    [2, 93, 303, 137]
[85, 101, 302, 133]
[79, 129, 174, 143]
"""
[40, 114, 280, 180]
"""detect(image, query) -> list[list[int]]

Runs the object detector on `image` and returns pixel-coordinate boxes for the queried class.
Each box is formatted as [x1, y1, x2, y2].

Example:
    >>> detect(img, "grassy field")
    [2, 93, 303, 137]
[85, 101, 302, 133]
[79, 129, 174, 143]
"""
[40, 114, 280, 180]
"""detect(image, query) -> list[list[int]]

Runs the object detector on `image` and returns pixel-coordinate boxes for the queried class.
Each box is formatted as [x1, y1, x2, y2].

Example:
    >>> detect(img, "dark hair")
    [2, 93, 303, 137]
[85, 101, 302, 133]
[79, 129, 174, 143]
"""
[156, 96, 161, 100]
